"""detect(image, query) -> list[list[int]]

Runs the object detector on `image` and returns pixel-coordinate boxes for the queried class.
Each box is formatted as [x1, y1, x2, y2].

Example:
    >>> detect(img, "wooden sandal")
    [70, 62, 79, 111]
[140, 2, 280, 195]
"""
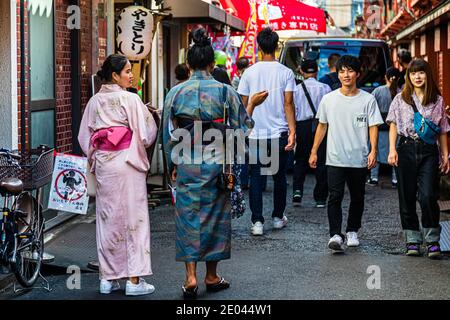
[205, 277, 230, 292]
[182, 285, 198, 299]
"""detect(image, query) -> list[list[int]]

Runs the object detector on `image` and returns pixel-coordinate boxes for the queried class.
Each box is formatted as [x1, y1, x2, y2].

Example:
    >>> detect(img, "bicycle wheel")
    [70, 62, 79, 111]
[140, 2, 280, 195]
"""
[11, 192, 43, 287]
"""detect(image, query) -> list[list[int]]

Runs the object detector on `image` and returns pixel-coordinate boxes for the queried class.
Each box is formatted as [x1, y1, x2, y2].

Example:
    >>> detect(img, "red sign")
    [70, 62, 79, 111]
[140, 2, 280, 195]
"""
[257, 0, 326, 33]
[220, 0, 326, 33]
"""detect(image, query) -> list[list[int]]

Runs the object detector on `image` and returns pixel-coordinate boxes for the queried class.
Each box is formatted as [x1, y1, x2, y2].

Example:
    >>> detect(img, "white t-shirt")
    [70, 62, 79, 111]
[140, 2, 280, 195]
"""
[295, 78, 331, 121]
[316, 89, 383, 168]
[237, 61, 296, 139]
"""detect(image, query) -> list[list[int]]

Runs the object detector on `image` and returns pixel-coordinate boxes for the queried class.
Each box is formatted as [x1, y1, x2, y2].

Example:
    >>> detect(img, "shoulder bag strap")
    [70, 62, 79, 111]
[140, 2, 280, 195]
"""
[301, 80, 316, 117]
[222, 84, 230, 174]
[410, 97, 420, 114]
[222, 84, 228, 124]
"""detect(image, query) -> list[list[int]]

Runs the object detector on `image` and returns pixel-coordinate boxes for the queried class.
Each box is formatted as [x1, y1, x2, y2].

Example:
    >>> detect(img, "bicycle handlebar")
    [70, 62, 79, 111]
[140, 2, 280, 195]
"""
[0, 149, 21, 160]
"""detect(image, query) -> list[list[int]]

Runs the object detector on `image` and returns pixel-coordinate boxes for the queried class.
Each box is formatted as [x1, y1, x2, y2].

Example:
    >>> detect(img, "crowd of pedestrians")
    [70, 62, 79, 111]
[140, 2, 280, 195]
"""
[79, 27, 449, 298]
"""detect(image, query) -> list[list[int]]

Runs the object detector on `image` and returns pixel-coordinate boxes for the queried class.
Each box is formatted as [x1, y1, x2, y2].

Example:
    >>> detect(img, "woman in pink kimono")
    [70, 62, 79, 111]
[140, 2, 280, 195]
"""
[78, 54, 157, 296]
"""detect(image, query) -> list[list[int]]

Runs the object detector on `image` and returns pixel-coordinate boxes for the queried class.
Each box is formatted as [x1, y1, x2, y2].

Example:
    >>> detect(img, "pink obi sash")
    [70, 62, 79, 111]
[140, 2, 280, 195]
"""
[91, 126, 132, 151]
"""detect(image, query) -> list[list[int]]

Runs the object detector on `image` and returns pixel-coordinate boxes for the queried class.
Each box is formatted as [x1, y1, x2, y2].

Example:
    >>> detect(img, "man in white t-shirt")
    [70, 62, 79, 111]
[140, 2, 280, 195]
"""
[238, 27, 296, 236]
[309, 55, 383, 253]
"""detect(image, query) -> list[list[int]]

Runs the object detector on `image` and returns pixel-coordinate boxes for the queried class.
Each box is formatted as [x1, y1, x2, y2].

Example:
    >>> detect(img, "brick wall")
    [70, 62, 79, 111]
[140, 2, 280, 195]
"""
[80, 0, 92, 109]
[55, 0, 73, 153]
[55, 0, 93, 153]
[17, 0, 101, 153]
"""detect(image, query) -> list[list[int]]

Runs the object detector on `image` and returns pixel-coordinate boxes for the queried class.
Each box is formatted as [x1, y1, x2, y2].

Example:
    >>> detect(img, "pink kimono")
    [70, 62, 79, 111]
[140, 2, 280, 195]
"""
[78, 84, 157, 280]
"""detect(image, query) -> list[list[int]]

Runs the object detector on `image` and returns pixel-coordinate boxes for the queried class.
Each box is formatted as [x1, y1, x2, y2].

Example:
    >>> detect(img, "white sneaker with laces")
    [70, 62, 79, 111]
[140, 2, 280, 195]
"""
[273, 216, 288, 229]
[99, 279, 120, 294]
[328, 234, 345, 253]
[125, 278, 155, 296]
[346, 232, 360, 247]
[251, 222, 264, 236]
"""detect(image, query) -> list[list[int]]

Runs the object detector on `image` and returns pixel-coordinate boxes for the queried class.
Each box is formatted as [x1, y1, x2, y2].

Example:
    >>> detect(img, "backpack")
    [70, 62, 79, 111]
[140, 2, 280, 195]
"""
[325, 73, 341, 90]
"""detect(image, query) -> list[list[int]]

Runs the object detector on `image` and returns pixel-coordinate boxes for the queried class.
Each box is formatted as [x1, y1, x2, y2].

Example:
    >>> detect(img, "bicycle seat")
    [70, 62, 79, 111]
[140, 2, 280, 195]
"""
[0, 178, 23, 195]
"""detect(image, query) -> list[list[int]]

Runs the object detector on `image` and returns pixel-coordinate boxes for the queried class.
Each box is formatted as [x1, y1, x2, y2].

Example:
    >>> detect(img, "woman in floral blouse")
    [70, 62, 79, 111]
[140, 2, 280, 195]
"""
[387, 58, 449, 259]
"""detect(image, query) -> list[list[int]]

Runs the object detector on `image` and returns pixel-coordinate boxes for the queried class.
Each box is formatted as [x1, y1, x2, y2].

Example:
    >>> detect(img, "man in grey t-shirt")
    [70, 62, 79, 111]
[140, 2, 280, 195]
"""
[309, 55, 383, 253]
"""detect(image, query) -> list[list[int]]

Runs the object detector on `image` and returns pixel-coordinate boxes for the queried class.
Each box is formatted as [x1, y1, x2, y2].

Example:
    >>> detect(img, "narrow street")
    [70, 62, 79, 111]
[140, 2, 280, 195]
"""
[2, 172, 450, 300]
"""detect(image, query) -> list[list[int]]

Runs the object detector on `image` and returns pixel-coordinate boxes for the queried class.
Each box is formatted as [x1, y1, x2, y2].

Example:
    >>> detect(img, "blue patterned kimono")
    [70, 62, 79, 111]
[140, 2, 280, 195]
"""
[163, 70, 253, 262]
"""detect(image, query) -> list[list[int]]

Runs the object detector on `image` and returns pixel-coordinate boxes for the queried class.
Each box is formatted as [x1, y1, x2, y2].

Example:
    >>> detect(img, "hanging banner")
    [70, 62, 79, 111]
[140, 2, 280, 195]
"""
[236, 0, 326, 63]
[116, 5, 154, 61]
[48, 154, 89, 215]
[238, 0, 258, 64]
[222, 0, 327, 34]
[258, 0, 326, 33]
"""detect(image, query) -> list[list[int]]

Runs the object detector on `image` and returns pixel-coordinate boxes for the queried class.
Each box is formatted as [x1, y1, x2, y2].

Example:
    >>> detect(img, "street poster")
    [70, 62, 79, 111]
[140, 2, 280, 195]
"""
[48, 153, 89, 215]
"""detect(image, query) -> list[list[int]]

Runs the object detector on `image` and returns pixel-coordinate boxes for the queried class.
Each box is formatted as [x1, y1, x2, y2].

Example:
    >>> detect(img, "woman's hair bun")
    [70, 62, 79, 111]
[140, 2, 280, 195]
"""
[96, 68, 105, 80]
[192, 28, 211, 47]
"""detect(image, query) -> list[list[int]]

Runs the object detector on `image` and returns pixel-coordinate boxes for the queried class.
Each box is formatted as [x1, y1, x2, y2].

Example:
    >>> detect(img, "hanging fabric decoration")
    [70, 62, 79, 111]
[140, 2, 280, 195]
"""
[28, 0, 53, 18]
[238, 0, 258, 64]
[116, 5, 153, 61]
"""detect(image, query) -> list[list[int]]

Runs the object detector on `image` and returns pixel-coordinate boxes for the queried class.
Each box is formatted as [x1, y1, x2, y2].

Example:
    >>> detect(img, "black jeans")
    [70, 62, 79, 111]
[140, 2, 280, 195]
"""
[293, 119, 328, 202]
[327, 166, 367, 238]
[249, 134, 289, 224]
[395, 137, 441, 244]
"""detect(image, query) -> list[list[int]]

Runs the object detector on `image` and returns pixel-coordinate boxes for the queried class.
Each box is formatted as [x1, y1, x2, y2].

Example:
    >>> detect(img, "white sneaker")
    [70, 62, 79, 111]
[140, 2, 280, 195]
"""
[99, 279, 120, 294]
[346, 232, 360, 247]
[328, 234, 345, 253]
[273, 216, 288, 229]
[251, 222, 264, 236]
[125, 278, 155, 296]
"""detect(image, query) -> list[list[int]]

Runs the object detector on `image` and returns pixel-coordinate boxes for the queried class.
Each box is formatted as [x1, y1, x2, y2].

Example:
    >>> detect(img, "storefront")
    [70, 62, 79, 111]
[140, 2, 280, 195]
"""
[381, 0, 450, 104]
[10, 0, 110, 227]
[163, 0, 245, 89]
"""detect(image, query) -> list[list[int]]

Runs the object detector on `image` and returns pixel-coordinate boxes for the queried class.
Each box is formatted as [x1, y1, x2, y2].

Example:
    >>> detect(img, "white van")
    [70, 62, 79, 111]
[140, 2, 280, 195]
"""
[279, 38, 393, 92]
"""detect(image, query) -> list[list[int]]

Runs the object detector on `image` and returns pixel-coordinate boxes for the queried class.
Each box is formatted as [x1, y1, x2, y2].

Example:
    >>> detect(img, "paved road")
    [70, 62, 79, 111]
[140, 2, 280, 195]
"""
[2, 173, 450, 300]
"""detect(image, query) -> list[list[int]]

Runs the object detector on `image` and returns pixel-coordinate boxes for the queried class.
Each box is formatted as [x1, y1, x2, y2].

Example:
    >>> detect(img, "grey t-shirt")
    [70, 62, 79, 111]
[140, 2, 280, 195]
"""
[316, 89, 383, 168]
[371, 85, 392, 113]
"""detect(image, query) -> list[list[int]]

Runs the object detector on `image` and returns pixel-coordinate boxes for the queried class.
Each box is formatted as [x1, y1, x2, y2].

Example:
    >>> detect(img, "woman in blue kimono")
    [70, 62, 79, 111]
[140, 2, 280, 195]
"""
[163, 28, 266, 299]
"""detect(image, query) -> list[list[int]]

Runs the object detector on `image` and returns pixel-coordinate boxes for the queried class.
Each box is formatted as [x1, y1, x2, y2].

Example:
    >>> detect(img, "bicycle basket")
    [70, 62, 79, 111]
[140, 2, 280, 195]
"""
[0, 148, 55, 190]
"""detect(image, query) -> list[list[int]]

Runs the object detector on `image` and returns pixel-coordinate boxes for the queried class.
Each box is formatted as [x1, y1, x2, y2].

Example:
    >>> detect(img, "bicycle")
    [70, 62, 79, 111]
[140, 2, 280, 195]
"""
[0, 145, 54, 288]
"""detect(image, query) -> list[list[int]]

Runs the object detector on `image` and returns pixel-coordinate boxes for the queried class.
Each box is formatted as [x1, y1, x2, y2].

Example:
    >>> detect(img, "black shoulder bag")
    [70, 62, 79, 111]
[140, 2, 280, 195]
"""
[300, 80, 319, 132]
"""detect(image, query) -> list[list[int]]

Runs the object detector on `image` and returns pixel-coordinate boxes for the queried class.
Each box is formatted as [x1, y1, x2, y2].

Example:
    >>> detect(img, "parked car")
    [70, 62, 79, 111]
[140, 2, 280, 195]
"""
[279, 38, 393, 92]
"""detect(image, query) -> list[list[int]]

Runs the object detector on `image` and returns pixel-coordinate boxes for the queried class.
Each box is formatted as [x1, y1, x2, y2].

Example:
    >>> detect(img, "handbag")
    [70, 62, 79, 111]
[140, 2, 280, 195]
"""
[217, 85, 236, 191]
[86, 162, 96, 197]
[218, 85, 246, 218]
[300, 81, 319, 132]
[230, 164, 246, 219]
[411, 99, 441, 144]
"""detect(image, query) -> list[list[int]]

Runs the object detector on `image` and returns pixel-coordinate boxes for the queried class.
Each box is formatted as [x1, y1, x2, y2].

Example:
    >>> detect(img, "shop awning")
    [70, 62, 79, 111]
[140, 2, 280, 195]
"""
[410, 0, 442, 10]
[395, 1, 450, 41]
[380, 7, 414, 37]
[218, 0, 251, 23]
[165, 0, 246, 31]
